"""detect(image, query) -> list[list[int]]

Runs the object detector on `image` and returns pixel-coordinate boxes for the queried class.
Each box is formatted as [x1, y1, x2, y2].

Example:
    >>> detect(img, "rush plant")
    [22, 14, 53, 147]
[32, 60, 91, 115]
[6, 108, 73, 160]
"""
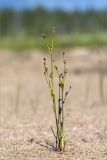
[42, 28, 71, 152]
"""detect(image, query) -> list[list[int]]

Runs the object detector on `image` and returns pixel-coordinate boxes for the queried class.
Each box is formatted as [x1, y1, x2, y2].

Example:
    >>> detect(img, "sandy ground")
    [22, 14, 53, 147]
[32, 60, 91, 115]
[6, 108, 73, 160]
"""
[0, 48, 107, 160]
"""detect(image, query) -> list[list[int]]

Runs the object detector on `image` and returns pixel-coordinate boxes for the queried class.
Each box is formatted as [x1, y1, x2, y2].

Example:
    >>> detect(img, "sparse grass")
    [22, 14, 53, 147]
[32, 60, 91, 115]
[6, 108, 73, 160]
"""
[43, 28, 71, 152]
[0, 32, 107, 52]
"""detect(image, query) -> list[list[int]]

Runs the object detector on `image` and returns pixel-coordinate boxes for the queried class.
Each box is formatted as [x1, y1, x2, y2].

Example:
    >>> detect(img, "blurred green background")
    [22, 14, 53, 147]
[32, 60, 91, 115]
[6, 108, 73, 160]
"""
[0, 0, 107, 51]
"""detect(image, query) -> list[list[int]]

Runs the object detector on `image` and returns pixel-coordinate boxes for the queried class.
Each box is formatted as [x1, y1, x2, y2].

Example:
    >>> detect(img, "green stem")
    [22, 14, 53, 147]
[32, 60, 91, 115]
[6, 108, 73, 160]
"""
[58, 82, 61, 147]
[50, 54, 60, 147]
[61, 86, 64, 150]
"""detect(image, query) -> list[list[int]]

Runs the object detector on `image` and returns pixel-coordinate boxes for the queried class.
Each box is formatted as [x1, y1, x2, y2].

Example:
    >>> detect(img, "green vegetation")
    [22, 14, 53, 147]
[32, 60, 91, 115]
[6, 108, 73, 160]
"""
[0, 8, 107, 51]
[0, 32, 107, 51]
[0, 8, 107, 36]
[43, 28, 71, 151]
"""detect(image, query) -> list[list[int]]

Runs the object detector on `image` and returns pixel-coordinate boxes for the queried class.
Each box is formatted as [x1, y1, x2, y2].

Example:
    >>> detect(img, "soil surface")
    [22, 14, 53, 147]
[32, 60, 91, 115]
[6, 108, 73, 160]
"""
[0, 48, 107, 160]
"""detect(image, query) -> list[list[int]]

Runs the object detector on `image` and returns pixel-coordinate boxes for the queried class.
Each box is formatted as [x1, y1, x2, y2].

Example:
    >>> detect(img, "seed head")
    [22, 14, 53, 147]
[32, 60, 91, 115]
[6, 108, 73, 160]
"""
[63, 52, 65, 56]
[42, 33, 46, 39]
[54, 65, 58, 70]
[45, 67, 48, 73]
[64, 59, 66, 65]
[43, 58, 46, 61]
[50, 73, 53, 78]
[64, 69, 67, 74]
[44, 62, 46, 66]
[62, 75, 64, 79]
[59, 106, 62, 114]
[59, 73, 63, 78]
[48, 46, 53, 54]
[65, 91, 68, 97]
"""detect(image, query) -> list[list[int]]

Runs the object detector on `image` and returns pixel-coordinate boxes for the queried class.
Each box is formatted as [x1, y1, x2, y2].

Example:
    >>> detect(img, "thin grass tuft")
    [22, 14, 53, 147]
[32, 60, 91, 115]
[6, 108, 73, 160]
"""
[42, 27, 71, 152]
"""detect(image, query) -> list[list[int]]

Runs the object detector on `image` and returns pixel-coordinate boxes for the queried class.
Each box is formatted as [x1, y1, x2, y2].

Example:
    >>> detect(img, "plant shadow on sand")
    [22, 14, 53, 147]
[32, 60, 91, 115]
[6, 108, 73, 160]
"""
[28, 137, 63, 153]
